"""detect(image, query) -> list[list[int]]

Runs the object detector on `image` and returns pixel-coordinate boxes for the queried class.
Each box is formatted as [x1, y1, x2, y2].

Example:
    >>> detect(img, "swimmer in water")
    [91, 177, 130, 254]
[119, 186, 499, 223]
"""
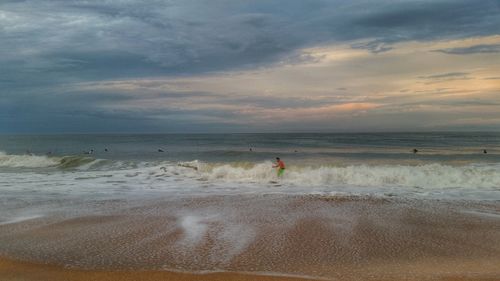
[273, 157, 286, 177]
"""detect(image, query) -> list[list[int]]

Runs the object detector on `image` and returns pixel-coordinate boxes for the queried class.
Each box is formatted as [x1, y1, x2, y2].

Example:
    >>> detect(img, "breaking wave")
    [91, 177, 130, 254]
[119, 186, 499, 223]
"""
[0, 151, 60, 168]
[0, 151, 97, 169]
[1, 151, 500, 190]
[58, 155, 99, 169]
[186, 161, 500, 189]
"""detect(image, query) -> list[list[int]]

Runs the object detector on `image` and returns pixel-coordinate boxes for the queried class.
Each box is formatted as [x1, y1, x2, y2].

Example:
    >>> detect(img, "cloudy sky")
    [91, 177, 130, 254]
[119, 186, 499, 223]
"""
[1, 0, 499, 133]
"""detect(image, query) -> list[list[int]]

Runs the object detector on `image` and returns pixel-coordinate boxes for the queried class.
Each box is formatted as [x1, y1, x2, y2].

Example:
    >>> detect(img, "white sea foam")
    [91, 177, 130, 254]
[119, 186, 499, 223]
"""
[0, 151, 60, 168]
[1, 150, 499, 191]
[191, 161, 500, 189]
[1, 156, 500, 200]
[0, 214, 44, 225]
[180, 215, 208, 245]
[0, 151, 109, 170]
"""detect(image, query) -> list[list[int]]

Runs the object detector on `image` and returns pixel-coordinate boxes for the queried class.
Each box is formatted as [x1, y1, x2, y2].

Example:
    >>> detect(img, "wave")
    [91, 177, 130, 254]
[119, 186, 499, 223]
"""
[58, 155, 99, 169]
[185, 161, 500, 189]
[0, 151, 61, 168]
[2, 151, 500, 190]
[0, 151, 99, 169]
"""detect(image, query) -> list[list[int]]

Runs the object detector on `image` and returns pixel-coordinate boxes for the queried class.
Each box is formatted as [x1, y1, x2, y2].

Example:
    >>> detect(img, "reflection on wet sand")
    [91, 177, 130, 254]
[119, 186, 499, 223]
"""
[0, 195, 499, 280]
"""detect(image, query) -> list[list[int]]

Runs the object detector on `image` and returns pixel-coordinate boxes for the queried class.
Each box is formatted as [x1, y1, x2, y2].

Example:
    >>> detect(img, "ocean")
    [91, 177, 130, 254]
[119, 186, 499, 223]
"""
[1, 132, 499, 199]
[1, 133, 500, 279]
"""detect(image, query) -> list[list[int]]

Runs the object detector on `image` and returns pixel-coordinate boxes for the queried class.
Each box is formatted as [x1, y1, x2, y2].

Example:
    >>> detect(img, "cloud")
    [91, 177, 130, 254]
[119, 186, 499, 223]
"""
[417, 72, 474, 84]
[350, 40, 393, 54]
[419, 72, 470, 80]
[433, 44, 500, 55]
[1, 0, 500, 132]
[1, 0, 499, 82]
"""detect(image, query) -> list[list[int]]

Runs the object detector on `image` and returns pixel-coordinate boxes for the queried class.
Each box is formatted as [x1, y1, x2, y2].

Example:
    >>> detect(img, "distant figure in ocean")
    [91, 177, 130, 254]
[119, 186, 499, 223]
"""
[104, 148, 108, 152]
[273, 157, 286, 177]
[483, 149, 487, 154]
[158, 149, 164, 152]
[249, 148, 253, 152]
[413, 149, 418, 154]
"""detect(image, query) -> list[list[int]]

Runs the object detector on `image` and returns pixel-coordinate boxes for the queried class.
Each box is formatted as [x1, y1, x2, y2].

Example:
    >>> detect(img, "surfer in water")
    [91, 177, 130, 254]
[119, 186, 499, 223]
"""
[273, 157, 286, 177]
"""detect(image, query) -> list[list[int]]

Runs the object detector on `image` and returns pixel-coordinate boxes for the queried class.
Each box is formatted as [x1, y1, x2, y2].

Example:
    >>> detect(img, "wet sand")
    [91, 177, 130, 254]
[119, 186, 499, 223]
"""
[1, 256, 500, 281]
[1, 195, 500, 280]
[0, 257, 316, 281]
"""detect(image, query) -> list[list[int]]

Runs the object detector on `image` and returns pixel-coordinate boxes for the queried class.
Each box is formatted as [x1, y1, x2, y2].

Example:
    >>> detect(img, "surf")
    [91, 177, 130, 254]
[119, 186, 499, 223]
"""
[2, 150, 500, 192]
[188, 161, 500, 189]
[0, 151, 60, 168]
[0, 151, 99, 169]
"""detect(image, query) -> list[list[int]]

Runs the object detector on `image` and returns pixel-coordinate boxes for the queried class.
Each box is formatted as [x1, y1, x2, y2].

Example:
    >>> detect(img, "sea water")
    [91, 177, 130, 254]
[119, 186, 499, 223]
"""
[1, 132, 499, 221]
[0, 133, 500, 220]
[1, 133, 499, 202]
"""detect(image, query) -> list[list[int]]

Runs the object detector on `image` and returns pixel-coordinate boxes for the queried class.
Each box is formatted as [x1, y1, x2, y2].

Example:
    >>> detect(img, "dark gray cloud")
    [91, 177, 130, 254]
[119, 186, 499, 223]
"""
[2, 0, 499, 82]
[417, 72, 474, 85]
[350, 40, 394, 54]
[1, 0, 500, 132]
[0, 87, 246, 133]
[397, 99, 500, 108]
[419, 72, 470, 80]
[433, 44, 500, 55]
[417, 72, 475, 85]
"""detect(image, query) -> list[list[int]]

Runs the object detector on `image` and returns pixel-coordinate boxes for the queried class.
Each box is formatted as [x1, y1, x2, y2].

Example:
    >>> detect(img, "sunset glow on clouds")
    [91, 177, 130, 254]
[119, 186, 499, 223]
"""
[1, 1, 499, 132]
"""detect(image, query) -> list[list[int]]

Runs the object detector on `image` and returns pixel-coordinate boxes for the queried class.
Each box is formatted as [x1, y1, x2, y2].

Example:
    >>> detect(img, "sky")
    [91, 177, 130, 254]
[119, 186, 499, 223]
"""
[1, 0, 499, 133]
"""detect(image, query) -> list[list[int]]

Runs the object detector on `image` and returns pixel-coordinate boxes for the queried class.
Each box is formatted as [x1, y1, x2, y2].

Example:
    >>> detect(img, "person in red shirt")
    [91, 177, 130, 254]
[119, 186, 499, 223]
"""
[273, 157, 285, 177]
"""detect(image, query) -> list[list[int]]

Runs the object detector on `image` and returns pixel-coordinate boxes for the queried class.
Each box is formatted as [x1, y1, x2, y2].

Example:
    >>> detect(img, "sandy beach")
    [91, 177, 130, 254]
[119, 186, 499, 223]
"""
[0, 257, 317, 281]
[1, 195, 500, 280]
[1, 256, 500, 281]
